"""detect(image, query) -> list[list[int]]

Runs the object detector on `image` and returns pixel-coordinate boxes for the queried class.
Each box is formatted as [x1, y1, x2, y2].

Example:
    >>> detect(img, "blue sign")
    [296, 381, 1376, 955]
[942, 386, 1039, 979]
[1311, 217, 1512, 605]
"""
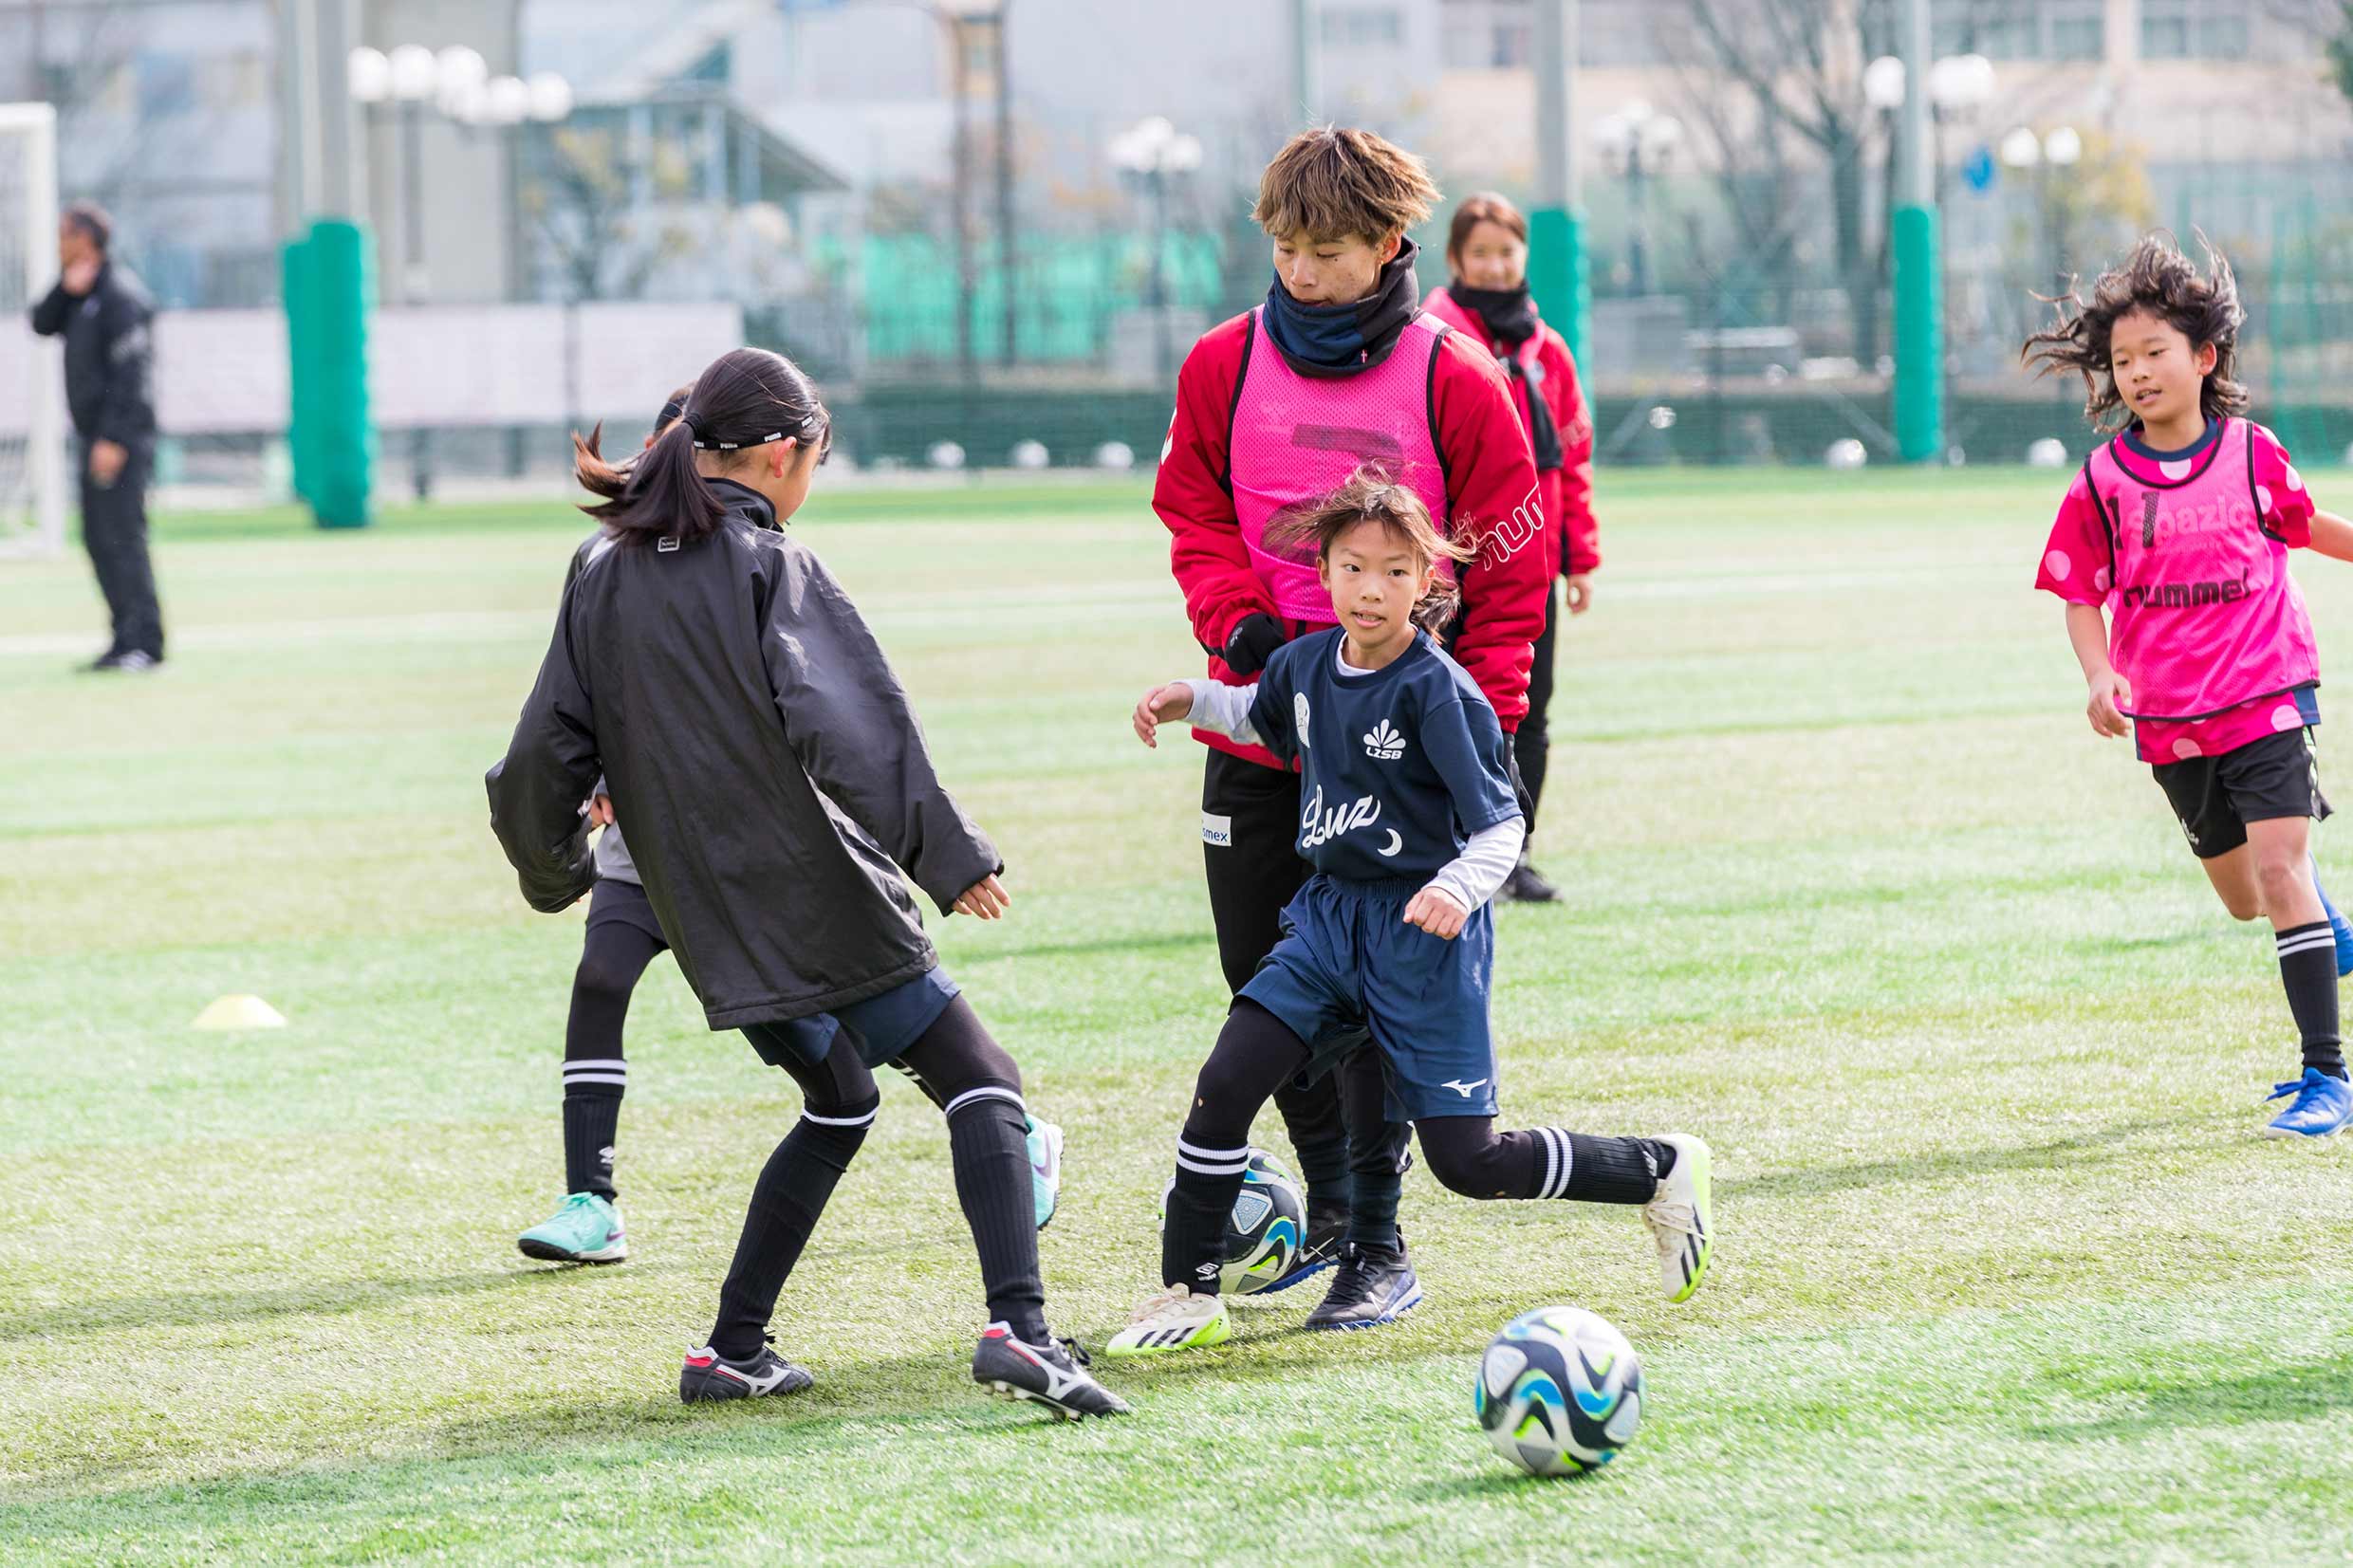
[1962, 145, 1996, 194]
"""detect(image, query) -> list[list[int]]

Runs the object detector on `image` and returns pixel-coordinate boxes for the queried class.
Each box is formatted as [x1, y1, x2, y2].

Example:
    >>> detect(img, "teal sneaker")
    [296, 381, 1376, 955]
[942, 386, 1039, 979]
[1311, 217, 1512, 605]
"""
[1027, 1116, 1064, 1231]
[518, 1191, 628, 1264]
[2263, 1068, 2353, 1140]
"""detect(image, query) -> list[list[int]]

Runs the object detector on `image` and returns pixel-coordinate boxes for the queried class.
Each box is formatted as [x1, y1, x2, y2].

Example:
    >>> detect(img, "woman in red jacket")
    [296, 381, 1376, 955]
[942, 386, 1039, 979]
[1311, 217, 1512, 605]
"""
[1425, 193, 1599, 903]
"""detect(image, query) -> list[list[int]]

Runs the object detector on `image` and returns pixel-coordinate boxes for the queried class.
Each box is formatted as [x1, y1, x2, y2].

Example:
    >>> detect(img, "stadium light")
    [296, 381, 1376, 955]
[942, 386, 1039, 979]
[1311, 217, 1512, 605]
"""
[526, 72, 574, 124]
[387, 44, 438, 103]
[2043, 125, 2083, 166]
[1998, 126, 2043, 168]
[1928, 53, 1995, 112]
[481, 75, 532, 128]
[346, 46, 393, 105]
[1862, 55, 1906, 113]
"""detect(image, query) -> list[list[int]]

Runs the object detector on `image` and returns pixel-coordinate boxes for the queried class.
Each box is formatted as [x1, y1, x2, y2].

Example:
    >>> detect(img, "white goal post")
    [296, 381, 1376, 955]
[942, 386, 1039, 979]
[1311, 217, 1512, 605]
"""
[0, 101, 65, 560]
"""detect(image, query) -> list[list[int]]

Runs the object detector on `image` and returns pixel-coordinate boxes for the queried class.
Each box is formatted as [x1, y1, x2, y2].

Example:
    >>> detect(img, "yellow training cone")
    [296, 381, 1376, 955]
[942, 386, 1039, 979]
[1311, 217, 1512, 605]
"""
[193, 995, 287, 1030]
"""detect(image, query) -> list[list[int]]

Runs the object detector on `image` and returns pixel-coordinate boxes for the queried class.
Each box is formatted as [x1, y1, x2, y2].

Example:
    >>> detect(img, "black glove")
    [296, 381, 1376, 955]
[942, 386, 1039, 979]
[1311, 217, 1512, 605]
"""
[1221, 613, 1287, 676]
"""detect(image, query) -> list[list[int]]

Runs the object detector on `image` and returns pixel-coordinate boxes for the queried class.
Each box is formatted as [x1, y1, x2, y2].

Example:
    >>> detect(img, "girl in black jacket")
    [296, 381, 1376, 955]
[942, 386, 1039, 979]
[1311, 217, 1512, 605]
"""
[489, 347, 1124, 1419]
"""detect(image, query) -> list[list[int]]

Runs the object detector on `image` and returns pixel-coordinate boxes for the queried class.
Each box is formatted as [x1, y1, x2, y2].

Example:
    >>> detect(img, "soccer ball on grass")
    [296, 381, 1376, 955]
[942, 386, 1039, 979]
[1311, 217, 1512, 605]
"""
[1473, 1305, 1644, 1476]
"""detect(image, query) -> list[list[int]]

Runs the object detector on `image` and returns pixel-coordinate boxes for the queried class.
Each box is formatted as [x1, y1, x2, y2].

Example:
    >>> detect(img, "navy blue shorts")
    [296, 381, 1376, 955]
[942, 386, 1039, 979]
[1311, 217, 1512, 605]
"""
[743, 967, 962, 1071]
[1239, 874, 1497, 1122]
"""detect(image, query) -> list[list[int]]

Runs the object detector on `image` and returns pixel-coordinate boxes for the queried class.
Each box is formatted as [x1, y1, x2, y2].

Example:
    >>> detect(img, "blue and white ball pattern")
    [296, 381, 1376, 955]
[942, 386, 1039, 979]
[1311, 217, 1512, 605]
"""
[1473, 1306, 1644, 1476]
[1159, 1148, 1306, 1296]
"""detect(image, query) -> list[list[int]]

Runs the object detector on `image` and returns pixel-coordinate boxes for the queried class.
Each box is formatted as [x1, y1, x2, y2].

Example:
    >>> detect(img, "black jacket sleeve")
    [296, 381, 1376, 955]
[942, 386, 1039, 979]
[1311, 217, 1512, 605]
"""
[91, 284, 154, 448]
[486, 563, 601, 913]
[28, 283, 71, 338]
[760, 544, 1001, 913]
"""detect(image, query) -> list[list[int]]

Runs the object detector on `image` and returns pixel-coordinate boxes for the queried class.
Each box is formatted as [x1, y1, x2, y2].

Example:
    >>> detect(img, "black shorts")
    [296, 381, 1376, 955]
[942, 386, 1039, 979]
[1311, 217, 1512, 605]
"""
[2151, 727, 2332, 858]
[584, 876, 669, 948]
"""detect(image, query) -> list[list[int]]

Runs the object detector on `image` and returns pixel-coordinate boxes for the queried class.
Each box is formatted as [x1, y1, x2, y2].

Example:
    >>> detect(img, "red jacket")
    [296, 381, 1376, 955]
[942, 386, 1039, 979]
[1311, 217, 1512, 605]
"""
[1423, 286, 1599, 580]
[1155, 310, 1547, 769]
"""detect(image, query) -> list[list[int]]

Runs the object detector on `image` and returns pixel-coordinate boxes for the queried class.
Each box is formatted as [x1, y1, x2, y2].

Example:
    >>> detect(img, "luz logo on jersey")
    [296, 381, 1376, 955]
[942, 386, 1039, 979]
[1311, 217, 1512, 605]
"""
[1362, 719, 1406, 761]
[1299, 784, 1381, 849]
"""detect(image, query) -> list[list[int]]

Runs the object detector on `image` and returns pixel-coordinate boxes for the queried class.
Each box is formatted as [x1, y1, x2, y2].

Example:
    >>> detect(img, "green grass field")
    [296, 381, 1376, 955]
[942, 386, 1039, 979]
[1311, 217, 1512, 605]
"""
[6, 468, 2353, 1565]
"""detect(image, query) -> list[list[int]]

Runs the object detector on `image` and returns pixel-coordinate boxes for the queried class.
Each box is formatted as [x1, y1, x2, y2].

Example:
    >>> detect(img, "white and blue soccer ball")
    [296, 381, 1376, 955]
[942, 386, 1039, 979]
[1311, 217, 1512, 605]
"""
[1474, 1306, 1644, 1476]
[1160, 1147, 1306, 1296]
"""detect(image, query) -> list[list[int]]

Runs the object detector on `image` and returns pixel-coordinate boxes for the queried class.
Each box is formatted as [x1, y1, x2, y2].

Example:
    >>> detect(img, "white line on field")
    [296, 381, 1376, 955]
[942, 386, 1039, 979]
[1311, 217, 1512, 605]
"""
[0, 561, 2018, 656]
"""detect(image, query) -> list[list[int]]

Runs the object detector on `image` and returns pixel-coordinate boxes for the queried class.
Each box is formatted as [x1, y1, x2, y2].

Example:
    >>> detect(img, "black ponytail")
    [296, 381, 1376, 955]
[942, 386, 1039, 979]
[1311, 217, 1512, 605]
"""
[572, 347, 829, 545]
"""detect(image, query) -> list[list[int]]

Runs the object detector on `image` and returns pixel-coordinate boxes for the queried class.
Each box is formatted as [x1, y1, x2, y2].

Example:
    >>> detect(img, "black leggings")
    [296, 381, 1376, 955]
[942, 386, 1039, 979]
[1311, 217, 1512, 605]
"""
[1513, 578, 1560, 834]
[1162, 1000, 1665, 1288]
[713, 996, 1046, 1356]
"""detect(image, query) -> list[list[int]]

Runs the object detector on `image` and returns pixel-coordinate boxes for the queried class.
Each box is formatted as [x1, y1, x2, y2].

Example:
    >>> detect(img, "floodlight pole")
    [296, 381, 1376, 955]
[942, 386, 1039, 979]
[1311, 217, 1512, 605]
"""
[1529, 0, 1588, 365]
[1293, 0, 1320, 123]
[1891, 0, 1944, 462]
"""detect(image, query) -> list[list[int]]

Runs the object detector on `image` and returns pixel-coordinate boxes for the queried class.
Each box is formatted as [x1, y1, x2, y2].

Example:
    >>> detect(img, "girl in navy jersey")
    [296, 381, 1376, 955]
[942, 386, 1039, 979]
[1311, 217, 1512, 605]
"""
[1105, 470, 1714, 1357]
[2029, 236, 2353, 1139]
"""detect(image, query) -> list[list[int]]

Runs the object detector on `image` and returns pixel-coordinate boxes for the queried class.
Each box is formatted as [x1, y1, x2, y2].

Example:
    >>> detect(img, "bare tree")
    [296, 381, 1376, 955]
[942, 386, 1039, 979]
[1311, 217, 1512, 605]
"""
[522, 123, 695, 303]
[1653, 0, 1893, 361]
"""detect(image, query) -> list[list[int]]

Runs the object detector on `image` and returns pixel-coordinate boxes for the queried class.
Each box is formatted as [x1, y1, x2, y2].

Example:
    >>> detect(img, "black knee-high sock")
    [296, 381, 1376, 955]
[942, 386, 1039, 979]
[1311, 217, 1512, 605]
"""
[1417, 1116, 1674, 1205]
[1271, 1070, 1352, 1209]
[943, 1086, 1050, 1343]
[2276, 920, 2345, 1077]
[1165, 1001, 1310, 1290]
[1338, 1049, 1407, 1250]
[561, 1069, 624, 1201]
[561, 919, 662, 1200]
[709, 1101, 875, 1359]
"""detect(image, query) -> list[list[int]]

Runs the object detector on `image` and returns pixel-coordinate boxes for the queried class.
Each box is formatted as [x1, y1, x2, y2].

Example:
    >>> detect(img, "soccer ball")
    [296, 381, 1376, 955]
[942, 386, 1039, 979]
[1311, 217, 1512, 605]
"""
[1161, 1147, 1306, 1296]
[1474, 1306, 1644, 1476]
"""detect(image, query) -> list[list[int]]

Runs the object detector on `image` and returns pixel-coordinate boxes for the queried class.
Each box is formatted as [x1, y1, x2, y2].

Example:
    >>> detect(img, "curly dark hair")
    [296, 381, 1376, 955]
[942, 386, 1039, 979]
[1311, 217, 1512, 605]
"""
[2022, 234, 2249, 433]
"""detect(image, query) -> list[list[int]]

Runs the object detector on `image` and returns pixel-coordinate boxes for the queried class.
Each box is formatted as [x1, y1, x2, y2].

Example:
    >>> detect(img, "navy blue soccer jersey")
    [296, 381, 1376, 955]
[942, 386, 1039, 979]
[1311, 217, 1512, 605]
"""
[1245, 629, 1521, 882]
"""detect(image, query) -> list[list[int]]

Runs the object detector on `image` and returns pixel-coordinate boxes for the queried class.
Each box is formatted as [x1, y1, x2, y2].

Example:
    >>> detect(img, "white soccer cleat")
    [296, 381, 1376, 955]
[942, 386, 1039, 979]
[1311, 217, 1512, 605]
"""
[1642, 1134, 1714, 1303]
[1102, 1282, 1232, 1358]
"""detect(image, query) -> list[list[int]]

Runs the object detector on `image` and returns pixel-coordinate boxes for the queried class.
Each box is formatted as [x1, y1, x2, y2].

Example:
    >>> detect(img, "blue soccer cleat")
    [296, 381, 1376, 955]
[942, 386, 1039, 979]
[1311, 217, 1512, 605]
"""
[2262, 1068, 2353, 1140]
[2314, 859, 2353, 976]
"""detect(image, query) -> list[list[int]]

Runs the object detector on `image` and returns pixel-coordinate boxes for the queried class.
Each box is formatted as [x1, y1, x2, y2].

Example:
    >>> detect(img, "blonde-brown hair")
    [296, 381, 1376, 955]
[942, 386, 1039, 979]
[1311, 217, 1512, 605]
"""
[1265, 467, 1473, 632]
[1253, 126, 1439, 245]
[1446, 192, 1528, 267]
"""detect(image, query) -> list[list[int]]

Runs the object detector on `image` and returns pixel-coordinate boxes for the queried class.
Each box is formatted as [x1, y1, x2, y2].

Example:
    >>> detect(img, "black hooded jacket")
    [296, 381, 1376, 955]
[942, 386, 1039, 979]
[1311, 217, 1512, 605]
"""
[488, 482, 1001, 1028]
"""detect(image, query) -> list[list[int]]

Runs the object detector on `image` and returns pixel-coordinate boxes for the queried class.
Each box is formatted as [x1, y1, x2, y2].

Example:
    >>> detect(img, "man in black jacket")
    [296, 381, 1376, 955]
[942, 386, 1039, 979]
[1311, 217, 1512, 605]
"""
[28, 201, 162, 672]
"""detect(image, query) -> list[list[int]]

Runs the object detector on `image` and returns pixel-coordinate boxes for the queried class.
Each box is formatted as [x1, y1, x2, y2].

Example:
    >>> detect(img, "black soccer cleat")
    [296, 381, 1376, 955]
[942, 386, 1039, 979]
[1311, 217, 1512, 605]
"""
[678, 1339, 814, 1403]
[1304, 1241, 1425, 1331]
[973, 1323, 1131, 1420]
[1503, 861, 1560, 903]
[1262, 1195, 1349, 1294]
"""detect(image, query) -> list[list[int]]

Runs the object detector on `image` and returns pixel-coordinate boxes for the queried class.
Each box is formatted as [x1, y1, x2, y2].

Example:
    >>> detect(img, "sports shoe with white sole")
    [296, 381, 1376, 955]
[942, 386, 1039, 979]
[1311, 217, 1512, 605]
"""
[1102, 1282, 1232, 1358]
[517, 1191, 628, 1264]
[2263, 1067, 2353, 1139]
[1304, 1242, 1423, 1331]
[677, 1340, 814, 1403]
[1026, 1116, 1064, 1231]
[1643, 1134, 1714, 1303]
[972, 1323, 1129, 1418]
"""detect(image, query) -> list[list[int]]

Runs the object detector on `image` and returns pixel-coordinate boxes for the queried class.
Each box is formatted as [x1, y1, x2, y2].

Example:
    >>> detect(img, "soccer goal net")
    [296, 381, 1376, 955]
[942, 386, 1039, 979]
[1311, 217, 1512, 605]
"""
[0, 102, 65, 559]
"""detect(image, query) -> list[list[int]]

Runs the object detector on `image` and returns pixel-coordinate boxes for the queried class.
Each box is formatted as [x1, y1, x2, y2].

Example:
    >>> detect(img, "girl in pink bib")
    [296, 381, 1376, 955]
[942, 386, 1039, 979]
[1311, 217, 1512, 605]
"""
[2029, 237, 2353, 1138]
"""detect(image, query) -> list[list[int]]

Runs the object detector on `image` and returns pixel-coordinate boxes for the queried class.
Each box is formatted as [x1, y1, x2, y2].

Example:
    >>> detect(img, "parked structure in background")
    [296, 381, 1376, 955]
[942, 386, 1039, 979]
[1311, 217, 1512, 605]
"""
[5, 0, 2353, 491]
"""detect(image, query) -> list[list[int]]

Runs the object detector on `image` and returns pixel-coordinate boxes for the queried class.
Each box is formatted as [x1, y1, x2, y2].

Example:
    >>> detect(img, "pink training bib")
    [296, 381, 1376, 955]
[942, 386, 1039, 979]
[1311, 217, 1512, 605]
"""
[2081, 417, 2319, 722]
[1228, 307, 1452, 622]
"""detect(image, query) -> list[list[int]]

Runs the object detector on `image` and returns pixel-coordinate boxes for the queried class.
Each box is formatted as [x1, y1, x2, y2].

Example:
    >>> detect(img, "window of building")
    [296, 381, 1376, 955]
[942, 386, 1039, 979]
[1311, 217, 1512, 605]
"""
[1933, 0, 2102, 61]
[2143, 0, 2247, 60]
[1323, 7, 1404, 48]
